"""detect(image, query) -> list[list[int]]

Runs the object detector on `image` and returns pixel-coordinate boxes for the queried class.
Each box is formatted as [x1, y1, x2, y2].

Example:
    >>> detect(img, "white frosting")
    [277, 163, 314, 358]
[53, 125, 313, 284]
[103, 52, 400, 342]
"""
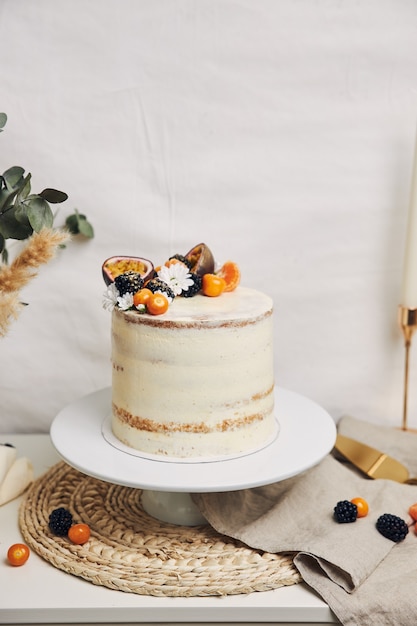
[111, 287, 276, 458]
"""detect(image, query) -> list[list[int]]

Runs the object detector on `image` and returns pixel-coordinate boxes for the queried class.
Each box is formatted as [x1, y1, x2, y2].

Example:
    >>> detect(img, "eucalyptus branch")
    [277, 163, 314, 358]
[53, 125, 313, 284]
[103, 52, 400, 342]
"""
[0, 112, 94, 337]
[0, 112, 94, 264]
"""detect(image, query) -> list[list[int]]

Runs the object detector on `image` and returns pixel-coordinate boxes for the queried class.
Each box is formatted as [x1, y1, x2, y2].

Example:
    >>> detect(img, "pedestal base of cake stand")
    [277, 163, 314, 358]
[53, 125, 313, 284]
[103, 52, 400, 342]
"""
[50, 387, 336, 527]
[141, 490, 206, 525]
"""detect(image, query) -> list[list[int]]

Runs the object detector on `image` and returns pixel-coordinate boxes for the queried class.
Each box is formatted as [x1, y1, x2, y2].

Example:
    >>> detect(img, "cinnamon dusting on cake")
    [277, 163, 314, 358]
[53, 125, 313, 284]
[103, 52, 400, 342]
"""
[115, 306, 272, 329]
[252, 385, 274, 401]
[113, 403, 270, 434]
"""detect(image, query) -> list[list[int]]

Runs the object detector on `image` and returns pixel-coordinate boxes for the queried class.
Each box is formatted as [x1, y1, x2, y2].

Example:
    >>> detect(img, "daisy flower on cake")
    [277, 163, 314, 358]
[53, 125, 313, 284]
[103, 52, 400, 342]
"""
[157, 263, 194, 296]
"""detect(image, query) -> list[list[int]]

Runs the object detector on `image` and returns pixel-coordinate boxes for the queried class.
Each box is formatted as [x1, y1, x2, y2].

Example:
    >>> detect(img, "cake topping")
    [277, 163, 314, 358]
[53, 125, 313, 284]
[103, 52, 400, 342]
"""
[157, 262, 194, 296]
[185, 242, 215, 276]
[145, 278, 176, 302]
[114, 271, 144, 296]
[202, 273, 226, 297]
[102, 243, 241, 315]
[180, 272, 202, 298]
[168, 253, 192, 269]
[133, 288, 153, 308]
[218, 261, 241, 292]
[146, 292, 169, 316]
[102, 255, 154, 285]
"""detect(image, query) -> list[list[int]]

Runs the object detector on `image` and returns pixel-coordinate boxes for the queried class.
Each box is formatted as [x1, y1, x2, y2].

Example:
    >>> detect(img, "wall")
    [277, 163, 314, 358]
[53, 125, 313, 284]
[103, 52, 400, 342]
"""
[1, 0, 417, 434]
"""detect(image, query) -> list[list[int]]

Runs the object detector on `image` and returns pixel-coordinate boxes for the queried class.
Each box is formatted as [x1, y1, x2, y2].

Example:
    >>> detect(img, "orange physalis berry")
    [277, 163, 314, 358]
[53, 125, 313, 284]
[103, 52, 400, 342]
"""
[7, 543, 30, 566]
[350, 497, 369, 518]
[408, 503, 417, 522]
[146, 293, 169, 315]
[202, 274, 226, 297]
[68, 523, 91, 545]
[217, 261, 241, 292]
[133, 288, 153, 308]
[165, 258, 187, 268]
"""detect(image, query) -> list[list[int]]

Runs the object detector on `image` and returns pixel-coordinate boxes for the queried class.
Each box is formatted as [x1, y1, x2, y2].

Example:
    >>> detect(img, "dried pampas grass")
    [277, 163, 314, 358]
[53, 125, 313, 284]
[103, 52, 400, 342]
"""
[0, 228, 70, 337]
[0, 292, 23, 337]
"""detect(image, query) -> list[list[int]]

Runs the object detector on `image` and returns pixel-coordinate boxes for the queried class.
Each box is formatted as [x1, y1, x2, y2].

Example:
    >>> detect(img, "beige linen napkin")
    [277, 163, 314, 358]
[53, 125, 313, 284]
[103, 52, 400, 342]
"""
[193, 417, 417, 626]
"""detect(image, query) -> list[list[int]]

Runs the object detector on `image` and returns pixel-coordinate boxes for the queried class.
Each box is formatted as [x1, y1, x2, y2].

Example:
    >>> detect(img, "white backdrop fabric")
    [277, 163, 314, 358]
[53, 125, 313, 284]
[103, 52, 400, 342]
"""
[1, 0, 417, 434]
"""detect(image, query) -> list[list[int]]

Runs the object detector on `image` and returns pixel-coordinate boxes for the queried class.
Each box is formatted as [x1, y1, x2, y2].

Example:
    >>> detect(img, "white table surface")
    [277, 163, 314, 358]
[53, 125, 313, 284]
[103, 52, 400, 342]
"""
[0, 434, 339, 626]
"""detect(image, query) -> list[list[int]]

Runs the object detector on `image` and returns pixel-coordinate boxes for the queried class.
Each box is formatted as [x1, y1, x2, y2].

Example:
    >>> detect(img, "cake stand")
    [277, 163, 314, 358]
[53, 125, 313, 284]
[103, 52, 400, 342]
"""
[50, 387, 336, 526]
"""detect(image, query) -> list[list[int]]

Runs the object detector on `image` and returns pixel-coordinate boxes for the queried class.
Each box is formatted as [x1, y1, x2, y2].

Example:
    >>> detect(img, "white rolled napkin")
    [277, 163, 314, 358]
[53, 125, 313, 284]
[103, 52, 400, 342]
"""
[0, 443, 33, 506]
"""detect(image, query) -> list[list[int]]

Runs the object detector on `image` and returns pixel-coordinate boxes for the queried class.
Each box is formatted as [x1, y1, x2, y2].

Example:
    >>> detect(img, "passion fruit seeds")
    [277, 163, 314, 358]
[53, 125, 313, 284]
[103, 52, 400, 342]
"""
[102, 256, 154, 285]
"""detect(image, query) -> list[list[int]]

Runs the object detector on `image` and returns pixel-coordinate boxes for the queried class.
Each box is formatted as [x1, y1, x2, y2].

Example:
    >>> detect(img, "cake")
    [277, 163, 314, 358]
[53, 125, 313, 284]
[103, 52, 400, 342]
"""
[103, 245, 277, 459]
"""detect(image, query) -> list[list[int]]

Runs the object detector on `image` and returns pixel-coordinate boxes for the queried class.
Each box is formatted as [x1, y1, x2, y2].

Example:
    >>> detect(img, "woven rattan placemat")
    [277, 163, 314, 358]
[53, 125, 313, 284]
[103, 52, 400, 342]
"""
[19, 461, 301, 596]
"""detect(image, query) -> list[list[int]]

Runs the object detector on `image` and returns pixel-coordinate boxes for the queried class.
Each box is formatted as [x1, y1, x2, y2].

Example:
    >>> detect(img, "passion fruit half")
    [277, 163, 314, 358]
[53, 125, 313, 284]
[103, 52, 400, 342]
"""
[184, 243, 215, 276]
[102, 256, 154, 285]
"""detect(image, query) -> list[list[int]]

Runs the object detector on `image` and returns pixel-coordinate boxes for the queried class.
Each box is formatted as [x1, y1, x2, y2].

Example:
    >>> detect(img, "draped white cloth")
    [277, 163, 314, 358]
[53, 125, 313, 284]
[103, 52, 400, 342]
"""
[1, 0, 417, 433]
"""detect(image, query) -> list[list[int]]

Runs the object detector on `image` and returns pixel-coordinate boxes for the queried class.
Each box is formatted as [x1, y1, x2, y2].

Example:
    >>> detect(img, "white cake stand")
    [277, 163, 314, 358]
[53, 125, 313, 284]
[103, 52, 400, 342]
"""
[50, 387, 336, 525]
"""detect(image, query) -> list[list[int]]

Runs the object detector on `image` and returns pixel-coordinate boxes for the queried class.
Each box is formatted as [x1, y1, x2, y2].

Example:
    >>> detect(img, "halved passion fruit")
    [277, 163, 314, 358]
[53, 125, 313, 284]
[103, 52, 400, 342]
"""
[102, 256, 154, 285]
[184, 243, 215, 276]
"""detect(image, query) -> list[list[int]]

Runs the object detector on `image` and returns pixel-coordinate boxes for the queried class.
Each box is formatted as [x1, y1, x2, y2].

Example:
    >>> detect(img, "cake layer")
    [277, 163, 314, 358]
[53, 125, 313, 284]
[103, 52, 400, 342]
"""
[111, 287, 276, 458]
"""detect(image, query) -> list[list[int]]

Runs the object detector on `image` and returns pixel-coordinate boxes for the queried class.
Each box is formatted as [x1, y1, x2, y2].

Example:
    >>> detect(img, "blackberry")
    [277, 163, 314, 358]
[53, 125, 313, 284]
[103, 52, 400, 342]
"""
[333, 500, 358, 523]
[48, 507, 73, 536]
[376, 513, 409, 542]
[145, 278, 175, 302]
[169, 254, 192, 269]
[181, 272, 202, 297]
[114, 271, 143, 296]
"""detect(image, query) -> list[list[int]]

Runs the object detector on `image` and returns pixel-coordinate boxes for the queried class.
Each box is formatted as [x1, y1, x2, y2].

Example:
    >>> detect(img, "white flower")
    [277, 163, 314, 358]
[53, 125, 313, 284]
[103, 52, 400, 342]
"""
[117, 292, 134, 310]
[102, 283, 119, 311]
[157, 263, 194, 296]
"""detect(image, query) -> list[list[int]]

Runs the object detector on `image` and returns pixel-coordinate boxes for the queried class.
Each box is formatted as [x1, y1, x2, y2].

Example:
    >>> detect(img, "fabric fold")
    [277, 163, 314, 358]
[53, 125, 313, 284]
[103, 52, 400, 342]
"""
[0, 445, 33, 506]
[193, 416, 417, 625]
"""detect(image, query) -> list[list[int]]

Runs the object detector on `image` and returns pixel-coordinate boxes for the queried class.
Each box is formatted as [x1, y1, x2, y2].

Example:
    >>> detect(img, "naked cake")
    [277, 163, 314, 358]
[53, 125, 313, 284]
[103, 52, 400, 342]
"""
[102, 244, 277, 459]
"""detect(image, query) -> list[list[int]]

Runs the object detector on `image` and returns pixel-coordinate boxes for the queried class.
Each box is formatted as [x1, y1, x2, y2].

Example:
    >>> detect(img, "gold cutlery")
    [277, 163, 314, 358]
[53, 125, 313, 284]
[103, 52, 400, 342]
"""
[334, 434, 417, 484]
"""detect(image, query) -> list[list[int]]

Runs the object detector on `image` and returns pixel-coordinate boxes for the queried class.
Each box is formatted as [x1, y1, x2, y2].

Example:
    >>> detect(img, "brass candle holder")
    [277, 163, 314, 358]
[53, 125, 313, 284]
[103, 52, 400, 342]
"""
[398, 306, 417, 430]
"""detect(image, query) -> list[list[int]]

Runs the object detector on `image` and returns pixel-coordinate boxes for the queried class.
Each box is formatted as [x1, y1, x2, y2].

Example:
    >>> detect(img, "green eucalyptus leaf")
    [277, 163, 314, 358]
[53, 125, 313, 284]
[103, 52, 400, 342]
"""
[0, 206, 33, 239]
[16, 174, 31, 202]
[14, 201, 31, 225]
[65, 213, 79, 234]
[65, 211, 94, 238]
[25, 196, 54, 232]
[0, 187, 17, 213]
[0, 112, 94, 247]
[1, 246, 8, 264]
[0, 173, 30, 213]
[3, 166, 25, 190]
[77, 216, 94, 238]
[40, 188, 68, 204]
